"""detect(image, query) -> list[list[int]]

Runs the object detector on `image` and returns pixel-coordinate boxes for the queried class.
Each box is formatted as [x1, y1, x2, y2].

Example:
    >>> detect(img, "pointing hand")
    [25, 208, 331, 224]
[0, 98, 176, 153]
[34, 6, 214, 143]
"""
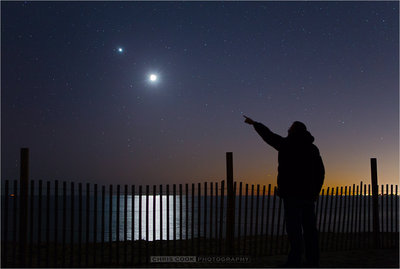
[243, 115, 255, 125]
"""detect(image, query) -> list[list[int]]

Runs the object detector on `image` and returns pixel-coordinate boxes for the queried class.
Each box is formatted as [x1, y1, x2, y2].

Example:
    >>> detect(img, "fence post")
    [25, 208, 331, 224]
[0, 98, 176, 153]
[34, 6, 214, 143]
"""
[19, 148, 29, 267]
[370, 158, 380, 248]
[226, 152, 235, 254]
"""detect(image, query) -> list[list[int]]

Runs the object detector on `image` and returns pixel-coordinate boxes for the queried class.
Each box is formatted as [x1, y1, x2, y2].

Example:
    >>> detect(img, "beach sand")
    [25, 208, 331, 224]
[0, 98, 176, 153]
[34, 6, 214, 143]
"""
[252, 248, 399, 268]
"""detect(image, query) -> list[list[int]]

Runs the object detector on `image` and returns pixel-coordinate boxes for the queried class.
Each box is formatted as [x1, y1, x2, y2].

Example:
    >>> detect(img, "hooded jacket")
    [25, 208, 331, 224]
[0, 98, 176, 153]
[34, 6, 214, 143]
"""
[253, 122, 325, 201]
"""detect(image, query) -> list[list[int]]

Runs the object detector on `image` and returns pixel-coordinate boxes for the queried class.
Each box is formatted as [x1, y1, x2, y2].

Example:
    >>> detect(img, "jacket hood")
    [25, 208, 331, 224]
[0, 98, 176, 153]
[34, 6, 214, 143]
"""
[287, 130, 315, 144]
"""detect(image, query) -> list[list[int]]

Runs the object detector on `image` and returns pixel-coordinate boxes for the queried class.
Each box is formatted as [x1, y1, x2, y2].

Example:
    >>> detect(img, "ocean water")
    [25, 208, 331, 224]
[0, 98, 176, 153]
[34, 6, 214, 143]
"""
[1, 194, 398, 243]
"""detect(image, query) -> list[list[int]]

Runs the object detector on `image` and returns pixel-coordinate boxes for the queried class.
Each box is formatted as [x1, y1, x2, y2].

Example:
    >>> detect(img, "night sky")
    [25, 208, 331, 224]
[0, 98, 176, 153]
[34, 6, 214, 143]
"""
[2, 1, 398, 188]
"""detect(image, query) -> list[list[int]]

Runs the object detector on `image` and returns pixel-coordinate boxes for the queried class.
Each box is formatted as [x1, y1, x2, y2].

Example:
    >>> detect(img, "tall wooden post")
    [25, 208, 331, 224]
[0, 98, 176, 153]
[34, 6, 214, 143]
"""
[226, 152, 235, 254]
[370, 158, 380, 248]
[19, 148, 29, 267]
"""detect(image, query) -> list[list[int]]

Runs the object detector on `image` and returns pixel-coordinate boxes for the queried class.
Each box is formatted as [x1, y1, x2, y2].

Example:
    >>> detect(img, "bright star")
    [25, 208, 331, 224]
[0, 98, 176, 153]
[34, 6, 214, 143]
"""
[117, 47, 123, 53]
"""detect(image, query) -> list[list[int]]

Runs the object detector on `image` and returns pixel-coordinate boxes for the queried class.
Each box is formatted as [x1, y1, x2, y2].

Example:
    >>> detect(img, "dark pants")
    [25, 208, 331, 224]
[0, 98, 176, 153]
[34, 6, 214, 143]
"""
[283, 197, 319, 267]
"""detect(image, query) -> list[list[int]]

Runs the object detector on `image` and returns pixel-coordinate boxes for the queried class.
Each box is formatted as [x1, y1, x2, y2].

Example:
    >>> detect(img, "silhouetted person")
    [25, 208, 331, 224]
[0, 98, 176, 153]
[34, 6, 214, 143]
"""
[244, 116, 324, 268]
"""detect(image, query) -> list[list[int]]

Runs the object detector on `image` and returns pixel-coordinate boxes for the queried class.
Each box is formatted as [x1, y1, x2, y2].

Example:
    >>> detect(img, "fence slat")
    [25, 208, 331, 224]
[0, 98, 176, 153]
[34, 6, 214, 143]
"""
[332, 187, 339, 251]
[344, 186, 351, 250]
[131, 185, 135, 265]
[160, 185, 163, 255]
[12, 180, 17, 267]
[153, 185, 156, 256]
[94, 184, 98, 266]
[116, 185, 120, 266]
[46, 181, 51, 267]
[53, 181, 58, 267]
[233, 181, 237, 254]
[209, 182, 213, 254]
[347, 185, 353, 250]
[62, 182, 67, 267]
[321, 187, 330, 251]
[342, 187, 349, 250]
[243, 184, 248, 254]
[358, 183, 363, 249]
[237, 182, 242, 254]
[85, 183, 91, 265]
[340, 186, 348, 249]
[166, 184, 170, 255]
[215, 182, 219, 242]
[356, 182, 363, 247]
[386, 184, 389, 247]
[326, 187, 334, 251]
[53, 180, 58, 267]
[70, 182, 74, 267]
[185, 184, 189, 254]
[197, 183, 201, 255]
[101, 186, 105, 266]
[350, 185, 356, 249]
[146, 185, 149, 263]
[191, 183, 195, 253]
[78, 183, 82, 267]
[331, 187, 337, 249]
[264, 184, 271, 255]
[255, 185, 261, 253]
[2, 180, 9, 268]
[138, 185, 142, 264]
[270, 186, 277, 255]
[368, 184, 371, 248]
[335, 187, 343, 251]
[219, 181, 225, 254]
[109, 185, 113, 265]
[259, 185, 266, 255]
[363, 184, 367, 249]
[390, 185, 394, 247]
[381, 184, 384, 247]
[371, 159, 380, 248]
[184, 184, 188, 254]
[180, 184, 183, 244]
[395, 185, 398, 234]
[36, 180, 42, 267]
[173, 184, 177, 255]
[124, 185, 128, 265]
[203, 182, 207, 245]
[249, 184, 254, 253]
[28, 180, 34, 267]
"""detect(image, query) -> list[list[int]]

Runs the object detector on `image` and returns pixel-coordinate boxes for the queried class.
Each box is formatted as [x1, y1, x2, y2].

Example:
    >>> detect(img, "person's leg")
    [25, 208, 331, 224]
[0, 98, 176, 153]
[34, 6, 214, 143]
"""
[301, 200, 319, 267]
[283, 198, 303, 267]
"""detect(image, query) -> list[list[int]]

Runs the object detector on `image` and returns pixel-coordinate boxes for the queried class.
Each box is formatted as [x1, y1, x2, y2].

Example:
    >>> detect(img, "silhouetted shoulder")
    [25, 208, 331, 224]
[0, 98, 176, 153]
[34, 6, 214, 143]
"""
[253, 122, 284, 151]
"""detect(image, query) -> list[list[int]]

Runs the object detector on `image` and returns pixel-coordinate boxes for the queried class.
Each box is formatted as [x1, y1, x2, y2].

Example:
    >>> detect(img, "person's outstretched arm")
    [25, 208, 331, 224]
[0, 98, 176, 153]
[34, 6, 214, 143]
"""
[243, 115, 284, 151]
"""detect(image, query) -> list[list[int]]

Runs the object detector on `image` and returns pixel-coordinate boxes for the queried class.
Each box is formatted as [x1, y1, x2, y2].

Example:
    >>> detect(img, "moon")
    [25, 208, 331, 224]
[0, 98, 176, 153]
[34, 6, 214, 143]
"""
[149, 74, 158, 82]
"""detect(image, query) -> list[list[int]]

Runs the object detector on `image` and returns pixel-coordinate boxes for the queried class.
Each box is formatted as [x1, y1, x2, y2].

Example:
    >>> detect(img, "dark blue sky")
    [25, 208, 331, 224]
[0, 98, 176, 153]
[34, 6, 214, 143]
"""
[2, 1, 398, 187]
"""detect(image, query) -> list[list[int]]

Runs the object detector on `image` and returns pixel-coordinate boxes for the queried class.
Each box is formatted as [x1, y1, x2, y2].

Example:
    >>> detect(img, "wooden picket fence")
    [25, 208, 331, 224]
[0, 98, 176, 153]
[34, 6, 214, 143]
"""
[1, 180, 398, 267]
[1, 150, 399, 267]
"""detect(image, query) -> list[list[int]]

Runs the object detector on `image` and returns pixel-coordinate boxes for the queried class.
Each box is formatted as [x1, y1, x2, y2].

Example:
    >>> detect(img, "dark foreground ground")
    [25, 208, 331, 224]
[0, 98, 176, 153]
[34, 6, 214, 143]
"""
[3, 235, 398, 268]
[252, 248, 399, 268]
[2, 247, 399, 268]
[147, 248, 399, 268]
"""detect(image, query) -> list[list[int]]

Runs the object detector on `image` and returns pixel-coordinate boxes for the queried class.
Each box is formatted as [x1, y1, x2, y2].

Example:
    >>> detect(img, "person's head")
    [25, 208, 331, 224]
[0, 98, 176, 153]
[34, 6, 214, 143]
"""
[288, 121, 307, 136]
